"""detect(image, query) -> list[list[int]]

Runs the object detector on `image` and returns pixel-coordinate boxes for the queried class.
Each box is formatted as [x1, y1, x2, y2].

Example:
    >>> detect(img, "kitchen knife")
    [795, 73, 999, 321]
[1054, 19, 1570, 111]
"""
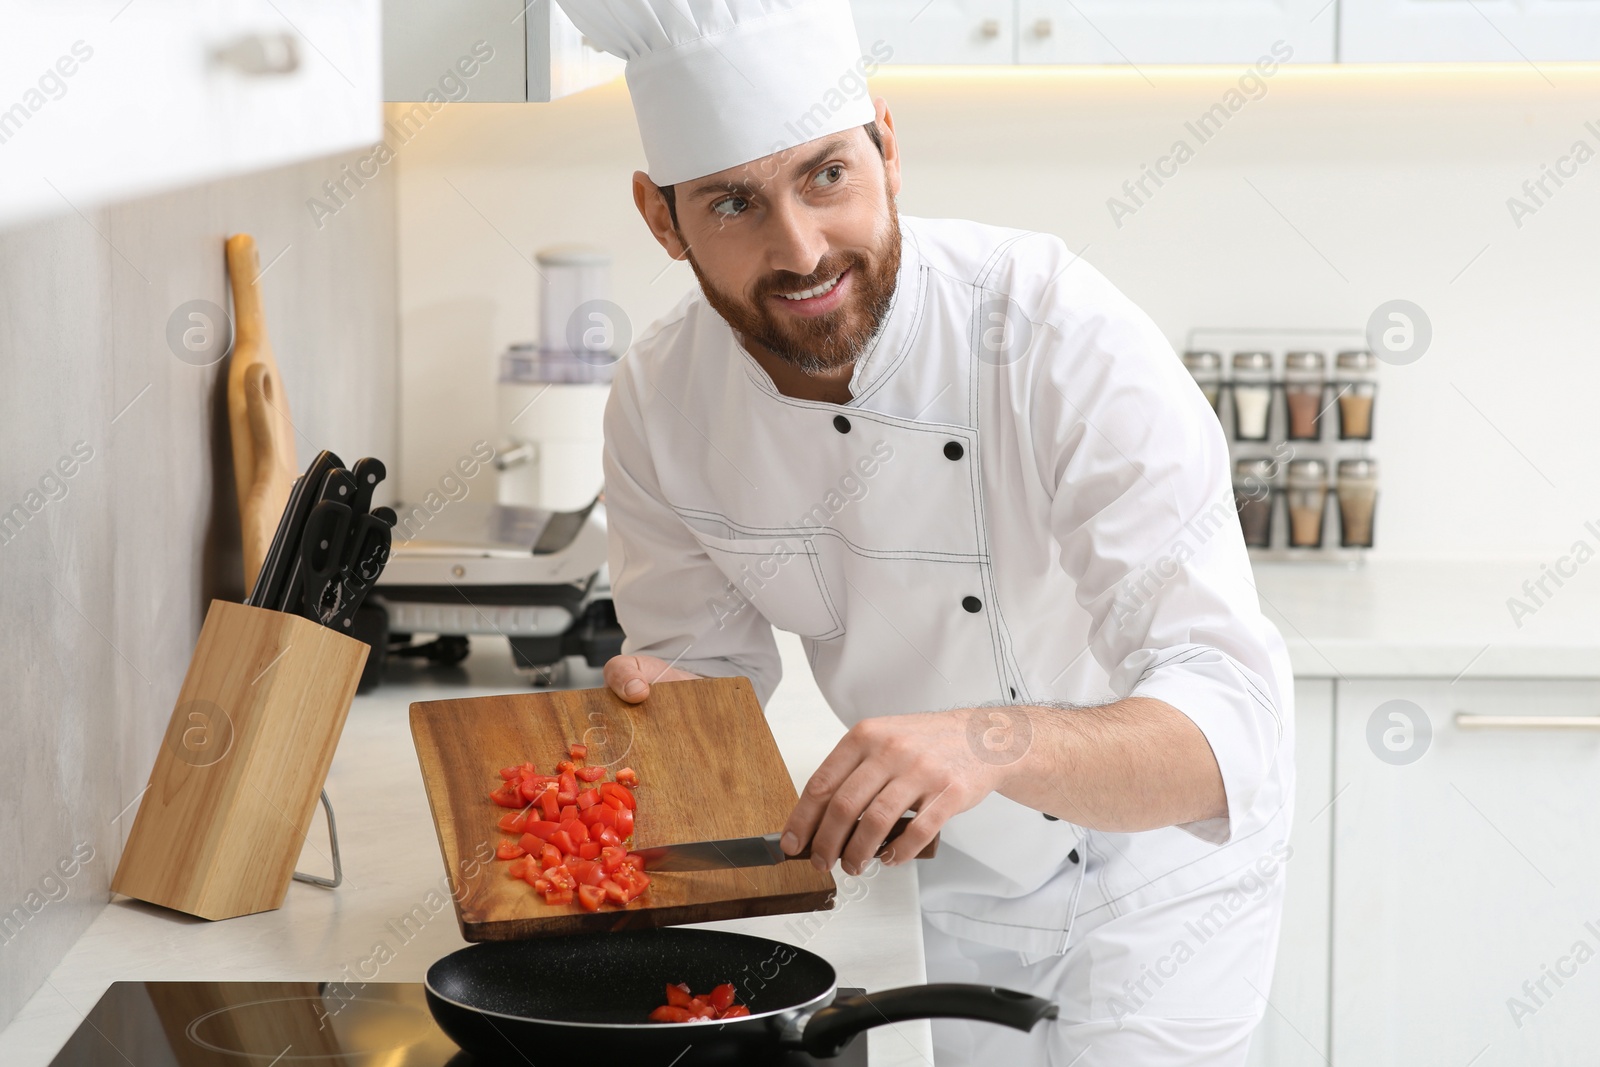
[349, 456, 385, 517]
[631, 815, 937, 873]
[277, 466, 356, 615]
[297, 500, 354, 623]
[247, 449, 344, 608]
[320, 507, 394, 631]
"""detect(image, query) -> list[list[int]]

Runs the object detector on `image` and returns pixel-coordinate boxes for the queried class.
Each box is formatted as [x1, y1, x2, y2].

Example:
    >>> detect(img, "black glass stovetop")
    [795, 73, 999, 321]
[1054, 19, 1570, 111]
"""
[46, 981, 871, 1066]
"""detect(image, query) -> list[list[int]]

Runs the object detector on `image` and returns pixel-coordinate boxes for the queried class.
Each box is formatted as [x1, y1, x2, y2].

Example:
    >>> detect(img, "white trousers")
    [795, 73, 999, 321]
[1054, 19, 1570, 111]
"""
[923, 846, 1286, 1067]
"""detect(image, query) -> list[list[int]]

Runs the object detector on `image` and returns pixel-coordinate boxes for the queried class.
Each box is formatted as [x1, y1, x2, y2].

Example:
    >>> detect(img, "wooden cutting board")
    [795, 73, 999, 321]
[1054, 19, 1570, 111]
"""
[225, 233, 298, 593]
[411, 677, 837, 941]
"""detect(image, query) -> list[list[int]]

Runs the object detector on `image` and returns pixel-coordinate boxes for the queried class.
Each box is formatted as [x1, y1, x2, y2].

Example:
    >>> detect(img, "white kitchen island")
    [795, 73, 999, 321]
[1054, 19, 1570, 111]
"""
[0, 630, 935, 1066]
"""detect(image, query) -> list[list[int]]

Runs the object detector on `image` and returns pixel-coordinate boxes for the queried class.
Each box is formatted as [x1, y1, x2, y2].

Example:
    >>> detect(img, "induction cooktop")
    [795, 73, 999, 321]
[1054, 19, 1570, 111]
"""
[46, 981, 871, 1066]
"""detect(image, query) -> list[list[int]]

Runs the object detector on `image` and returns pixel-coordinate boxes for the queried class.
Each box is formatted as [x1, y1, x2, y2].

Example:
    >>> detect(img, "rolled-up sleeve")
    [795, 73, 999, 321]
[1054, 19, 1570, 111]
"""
[602, 362, 784, 707]
[1025, 264, 1291, 845]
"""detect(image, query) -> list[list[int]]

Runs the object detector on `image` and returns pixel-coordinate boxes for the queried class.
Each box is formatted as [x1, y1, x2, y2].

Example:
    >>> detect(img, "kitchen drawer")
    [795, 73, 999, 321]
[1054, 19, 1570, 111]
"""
[3, 0, 380, 230]
[1332, 678, 1600, 1067]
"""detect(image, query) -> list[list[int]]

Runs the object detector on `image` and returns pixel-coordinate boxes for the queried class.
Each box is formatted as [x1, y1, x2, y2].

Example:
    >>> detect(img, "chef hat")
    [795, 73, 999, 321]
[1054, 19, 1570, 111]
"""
[555, 0, 878, 186]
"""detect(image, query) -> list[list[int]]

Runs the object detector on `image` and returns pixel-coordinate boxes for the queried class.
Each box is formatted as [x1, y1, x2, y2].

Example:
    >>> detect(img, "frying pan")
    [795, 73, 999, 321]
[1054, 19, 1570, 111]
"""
[425, 927, 1056, 1064]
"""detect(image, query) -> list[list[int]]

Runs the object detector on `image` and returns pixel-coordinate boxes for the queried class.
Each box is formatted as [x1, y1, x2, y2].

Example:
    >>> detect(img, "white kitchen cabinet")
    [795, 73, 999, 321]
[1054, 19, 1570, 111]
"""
[2, 0, 380, 231]
[849, 0, 1015, 65]
[1332, 678, 1600, 1066]
[383, 0, 624, 102]
[1340, 0, 1600, 61]
[1017, 0, 1336, 65]
[1246, 679, 1334, 1067]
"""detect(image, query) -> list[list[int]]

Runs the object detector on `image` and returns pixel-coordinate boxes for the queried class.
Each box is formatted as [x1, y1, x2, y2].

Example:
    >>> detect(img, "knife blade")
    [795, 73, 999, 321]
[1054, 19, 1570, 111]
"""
[631, 815, 936, 873]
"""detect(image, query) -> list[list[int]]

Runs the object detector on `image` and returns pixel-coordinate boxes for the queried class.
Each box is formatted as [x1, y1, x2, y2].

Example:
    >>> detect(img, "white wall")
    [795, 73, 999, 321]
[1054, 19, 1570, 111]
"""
[393, 66, 1600, 559]
[0, 149, 396, 1030]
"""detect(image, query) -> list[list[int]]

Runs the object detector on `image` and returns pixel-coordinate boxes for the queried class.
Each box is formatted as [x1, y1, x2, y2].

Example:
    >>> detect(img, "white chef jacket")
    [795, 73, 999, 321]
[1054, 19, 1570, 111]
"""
[601, 214, 1296, 960]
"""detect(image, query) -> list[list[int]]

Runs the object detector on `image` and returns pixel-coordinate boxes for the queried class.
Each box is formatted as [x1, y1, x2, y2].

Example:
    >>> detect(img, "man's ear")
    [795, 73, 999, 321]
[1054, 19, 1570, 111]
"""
[872, 98, 902, 200]
[632, 171, 688, 260]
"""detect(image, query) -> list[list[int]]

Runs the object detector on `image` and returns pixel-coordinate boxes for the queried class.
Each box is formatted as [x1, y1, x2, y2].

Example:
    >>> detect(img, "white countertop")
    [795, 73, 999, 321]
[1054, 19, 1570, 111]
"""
[0, 633, 933, 1066]
[1254, 559, 1600, 680]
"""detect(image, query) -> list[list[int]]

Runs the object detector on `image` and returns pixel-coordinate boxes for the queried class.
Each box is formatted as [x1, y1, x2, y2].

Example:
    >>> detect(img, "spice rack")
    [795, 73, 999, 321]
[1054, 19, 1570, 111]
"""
[1184, 328, 1378, 563]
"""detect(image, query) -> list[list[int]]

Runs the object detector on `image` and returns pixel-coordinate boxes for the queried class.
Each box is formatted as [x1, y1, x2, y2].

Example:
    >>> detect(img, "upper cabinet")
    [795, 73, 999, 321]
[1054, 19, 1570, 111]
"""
[383, 0, 624, 102]
[1341, 0, 1600, 61]
[854, 0, 1336, 64]
[853, 0, 1600, 64]
[850, 0, 1016, 65]
[1015, 0, 1336, 64]
[2, 0, 380, 231]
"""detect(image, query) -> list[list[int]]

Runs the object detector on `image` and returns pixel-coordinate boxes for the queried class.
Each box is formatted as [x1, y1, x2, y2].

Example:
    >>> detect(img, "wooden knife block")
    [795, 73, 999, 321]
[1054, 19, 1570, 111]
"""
[111, 600, 367, 921]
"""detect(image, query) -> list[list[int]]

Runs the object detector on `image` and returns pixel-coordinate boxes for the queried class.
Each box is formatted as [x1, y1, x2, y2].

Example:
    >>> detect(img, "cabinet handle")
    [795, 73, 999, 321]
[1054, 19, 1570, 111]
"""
[979, 18, 1001, 37]
[212, 33, 300, 76]
[495, 441, 537, 471]
[1032, 18, 1053, 37]
[1455, 713, 1600, 731]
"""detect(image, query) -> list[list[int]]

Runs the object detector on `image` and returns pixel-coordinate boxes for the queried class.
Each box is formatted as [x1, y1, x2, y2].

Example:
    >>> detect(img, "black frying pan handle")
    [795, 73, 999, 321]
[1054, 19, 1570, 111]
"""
[799, 984, 1058, 1058]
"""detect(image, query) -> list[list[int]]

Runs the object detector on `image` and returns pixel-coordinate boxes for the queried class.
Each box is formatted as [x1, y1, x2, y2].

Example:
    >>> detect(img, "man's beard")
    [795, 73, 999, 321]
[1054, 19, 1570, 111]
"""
[684, 202, 902, 377]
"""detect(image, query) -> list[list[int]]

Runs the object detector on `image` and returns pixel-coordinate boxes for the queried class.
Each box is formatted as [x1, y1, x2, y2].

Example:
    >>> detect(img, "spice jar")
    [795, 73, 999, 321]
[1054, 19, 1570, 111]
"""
[1336, 458, 1378, 548]
[1234, 457, 1278, 548]
[1335, 350, 1377, 440]
[1284, 351, 1326, 441]
[1182, 350, 1223, 416]
[1230, 352, 1273, 442]
[1286, 459, 1329, 548]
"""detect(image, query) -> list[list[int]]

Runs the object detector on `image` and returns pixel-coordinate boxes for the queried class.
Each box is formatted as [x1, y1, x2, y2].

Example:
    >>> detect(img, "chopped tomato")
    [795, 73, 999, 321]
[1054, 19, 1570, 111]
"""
[521, 820, 561, 841]
[489, 781, 524, 808]
[616, 767, 639, 787]
[652, 983, 748, 1024]
[489, 750, 647, 912]
[600, 782, 636, 810]
[650, 1005, 695, 1023]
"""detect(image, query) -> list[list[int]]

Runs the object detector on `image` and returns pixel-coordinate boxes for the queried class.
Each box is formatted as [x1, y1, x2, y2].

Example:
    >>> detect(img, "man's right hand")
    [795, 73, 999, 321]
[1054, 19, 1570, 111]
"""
[603, 655, 702, 704]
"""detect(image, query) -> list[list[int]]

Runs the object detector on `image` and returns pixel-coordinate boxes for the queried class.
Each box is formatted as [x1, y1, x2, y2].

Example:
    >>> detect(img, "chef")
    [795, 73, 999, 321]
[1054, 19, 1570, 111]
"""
[553, 0, 1296, 1061]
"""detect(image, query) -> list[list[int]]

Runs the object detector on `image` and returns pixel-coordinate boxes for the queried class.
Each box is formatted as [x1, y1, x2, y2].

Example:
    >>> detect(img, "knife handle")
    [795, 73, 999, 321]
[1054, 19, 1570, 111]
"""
[791, 815, 939, 863]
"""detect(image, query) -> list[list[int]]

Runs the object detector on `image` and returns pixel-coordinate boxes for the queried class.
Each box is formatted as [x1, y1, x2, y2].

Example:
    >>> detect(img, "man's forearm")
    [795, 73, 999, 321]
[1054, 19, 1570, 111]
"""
[994, 697, 1227, 832]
